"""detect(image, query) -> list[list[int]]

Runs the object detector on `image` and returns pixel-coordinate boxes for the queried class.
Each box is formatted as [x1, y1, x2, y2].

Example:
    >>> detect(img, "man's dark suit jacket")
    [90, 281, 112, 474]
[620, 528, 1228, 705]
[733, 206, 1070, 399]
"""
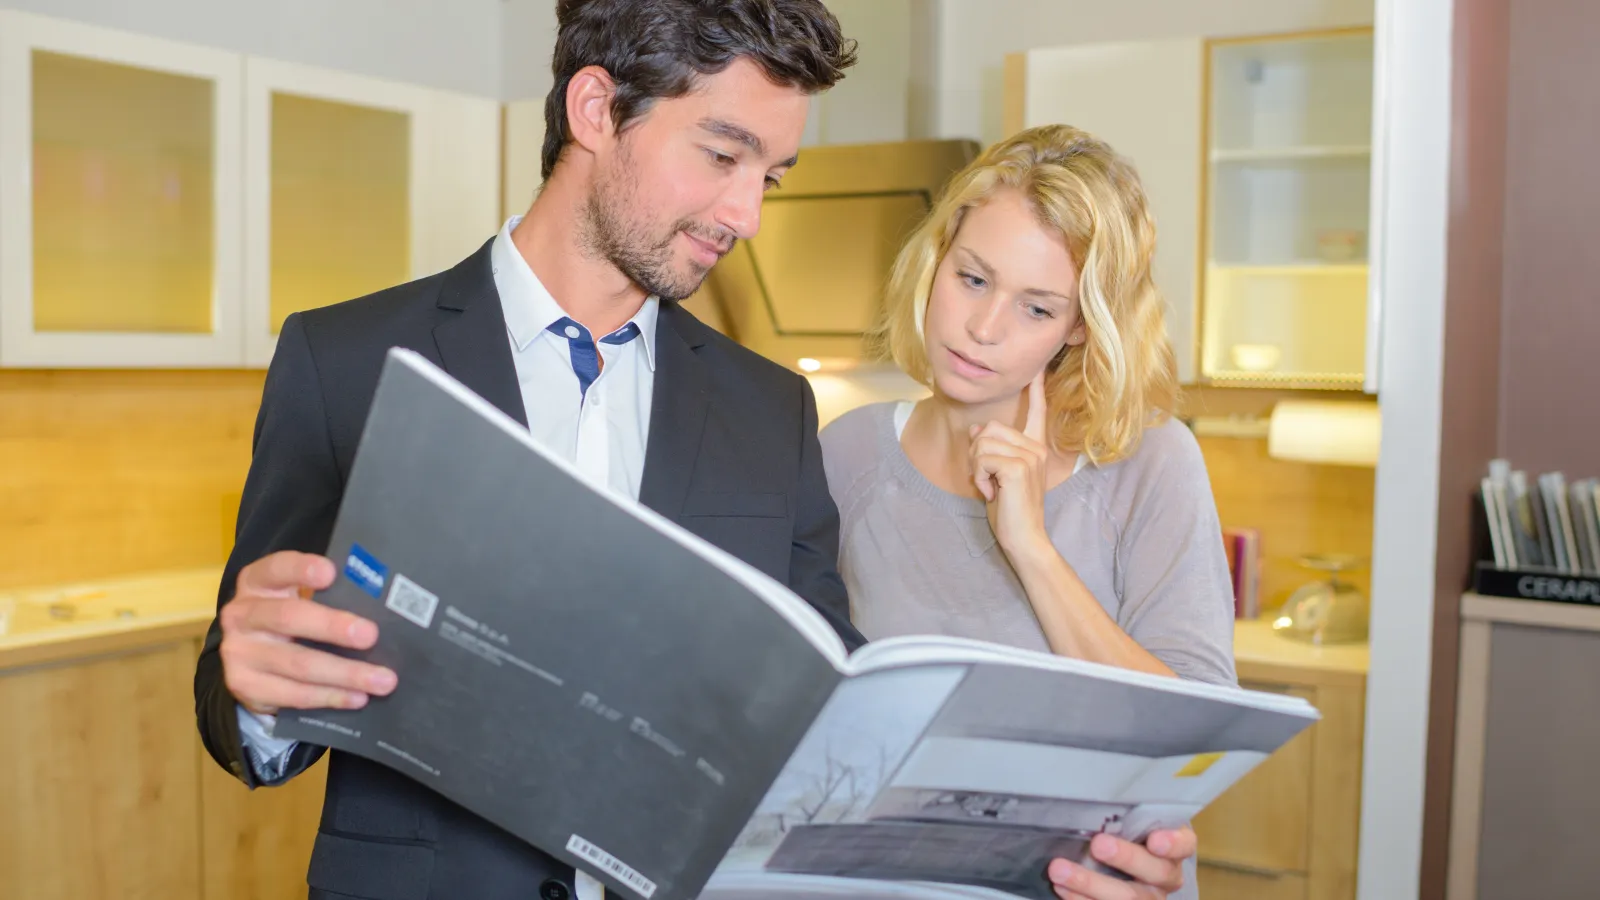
[194, 238, 865, 900]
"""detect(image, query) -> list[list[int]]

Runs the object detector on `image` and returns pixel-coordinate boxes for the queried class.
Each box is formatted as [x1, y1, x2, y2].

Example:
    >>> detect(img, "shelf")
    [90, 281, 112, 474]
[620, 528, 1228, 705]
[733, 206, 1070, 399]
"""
[1209, 262, 1368, 277]
[1205, 369, 1364, 386]
[1212, 145, 1370, 164]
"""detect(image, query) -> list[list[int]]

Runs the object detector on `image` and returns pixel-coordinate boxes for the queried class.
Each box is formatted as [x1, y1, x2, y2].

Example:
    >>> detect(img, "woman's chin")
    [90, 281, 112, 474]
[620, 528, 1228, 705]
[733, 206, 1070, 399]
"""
[931, 370, 1007, 406]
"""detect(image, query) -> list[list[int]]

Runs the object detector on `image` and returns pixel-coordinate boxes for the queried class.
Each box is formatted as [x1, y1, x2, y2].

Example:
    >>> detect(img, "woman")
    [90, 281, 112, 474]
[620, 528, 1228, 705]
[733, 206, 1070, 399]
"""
[819, 124, 1236, 898]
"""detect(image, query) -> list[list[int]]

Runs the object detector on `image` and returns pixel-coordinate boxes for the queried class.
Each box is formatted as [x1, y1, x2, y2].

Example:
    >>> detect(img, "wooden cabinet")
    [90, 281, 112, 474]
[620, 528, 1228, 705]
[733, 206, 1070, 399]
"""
[1193, 626, 1368, 900]
[0, 10, 500, 370]
[0, 641, 203, 899]
[1195, 684, 1317, 874]
[0, 630, 331, 900]
[1005, 28, 1377, 390]
[1198, 865, 1309, 900]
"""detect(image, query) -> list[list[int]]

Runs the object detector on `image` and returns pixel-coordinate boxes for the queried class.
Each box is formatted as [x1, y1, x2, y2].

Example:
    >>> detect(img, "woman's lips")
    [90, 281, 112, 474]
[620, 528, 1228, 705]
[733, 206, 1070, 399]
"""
[947, 347, 994, 378]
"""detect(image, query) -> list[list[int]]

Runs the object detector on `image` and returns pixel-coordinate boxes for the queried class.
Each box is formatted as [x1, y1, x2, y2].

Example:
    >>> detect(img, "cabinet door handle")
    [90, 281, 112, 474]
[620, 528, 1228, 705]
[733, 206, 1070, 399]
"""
[1198, 858, 1292, 879]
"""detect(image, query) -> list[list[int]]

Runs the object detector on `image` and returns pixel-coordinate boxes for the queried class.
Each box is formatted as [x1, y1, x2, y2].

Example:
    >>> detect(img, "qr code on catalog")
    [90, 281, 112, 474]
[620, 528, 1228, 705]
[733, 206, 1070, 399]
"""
[385, 573, 439, 629]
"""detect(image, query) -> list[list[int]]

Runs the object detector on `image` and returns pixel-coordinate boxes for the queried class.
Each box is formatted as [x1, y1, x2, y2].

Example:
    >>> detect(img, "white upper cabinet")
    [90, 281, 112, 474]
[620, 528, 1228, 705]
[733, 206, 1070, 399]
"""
[0, 11, 244, 367]
[0, 11, 501, 369]
[243, 58, 499, 366]
[1016, 39, 1205, 384]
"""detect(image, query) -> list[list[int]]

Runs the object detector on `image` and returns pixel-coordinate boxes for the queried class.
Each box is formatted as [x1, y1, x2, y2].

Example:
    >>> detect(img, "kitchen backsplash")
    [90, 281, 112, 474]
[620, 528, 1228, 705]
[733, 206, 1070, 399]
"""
[1184, 386, 1377, 611]
[0, 371, 261, 591]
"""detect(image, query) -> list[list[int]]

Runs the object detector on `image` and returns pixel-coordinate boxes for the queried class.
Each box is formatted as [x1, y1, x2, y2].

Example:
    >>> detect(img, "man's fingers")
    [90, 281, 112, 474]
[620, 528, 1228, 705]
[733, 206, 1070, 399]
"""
[1026, 369, 1048, 443]
[237, 551, 336, 596]
[1088, 833, 1184, 892]
[250, 639, 397, 696]
[229, 668, 371, 717]
[240, 595, 379, 649]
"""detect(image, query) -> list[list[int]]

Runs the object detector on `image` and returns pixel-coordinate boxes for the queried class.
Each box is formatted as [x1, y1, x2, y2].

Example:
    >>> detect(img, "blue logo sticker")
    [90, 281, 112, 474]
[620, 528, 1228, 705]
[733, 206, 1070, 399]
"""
[344, 544, 387, 598]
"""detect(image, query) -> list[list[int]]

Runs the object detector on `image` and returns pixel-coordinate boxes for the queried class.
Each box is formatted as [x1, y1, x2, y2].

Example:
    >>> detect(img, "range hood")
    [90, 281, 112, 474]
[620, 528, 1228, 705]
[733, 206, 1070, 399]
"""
[682, 138, 979, 372]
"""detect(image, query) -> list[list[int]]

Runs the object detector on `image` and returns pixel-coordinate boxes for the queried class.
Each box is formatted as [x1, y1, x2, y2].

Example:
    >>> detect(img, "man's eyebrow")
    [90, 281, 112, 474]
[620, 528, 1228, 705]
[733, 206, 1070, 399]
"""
[699, 117, 798, 168]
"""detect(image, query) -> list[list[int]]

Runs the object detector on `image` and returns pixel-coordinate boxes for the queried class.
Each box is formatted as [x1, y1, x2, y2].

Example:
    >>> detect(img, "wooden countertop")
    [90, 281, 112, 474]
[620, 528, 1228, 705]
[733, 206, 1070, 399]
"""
[1232, 618, 1369, 688]
[2, 567, 1374, 688]
[0, 567, 221, 671]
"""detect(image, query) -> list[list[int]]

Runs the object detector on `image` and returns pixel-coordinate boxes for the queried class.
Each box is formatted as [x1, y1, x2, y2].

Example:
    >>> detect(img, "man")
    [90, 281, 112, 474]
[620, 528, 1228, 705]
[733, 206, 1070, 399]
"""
[194, 2, 1198, 898]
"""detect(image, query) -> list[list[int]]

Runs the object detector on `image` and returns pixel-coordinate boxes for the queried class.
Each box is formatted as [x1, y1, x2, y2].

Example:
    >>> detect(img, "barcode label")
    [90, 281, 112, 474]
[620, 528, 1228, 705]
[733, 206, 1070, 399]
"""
[385, 573, 438, 629]
[566, 834, 657, 898]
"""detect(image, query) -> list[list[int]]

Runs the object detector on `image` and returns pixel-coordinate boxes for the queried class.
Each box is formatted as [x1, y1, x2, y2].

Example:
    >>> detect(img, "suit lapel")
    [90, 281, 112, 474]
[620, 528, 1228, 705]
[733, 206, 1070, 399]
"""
[431, 239, 529, 428]
[638, 303, 710, 520]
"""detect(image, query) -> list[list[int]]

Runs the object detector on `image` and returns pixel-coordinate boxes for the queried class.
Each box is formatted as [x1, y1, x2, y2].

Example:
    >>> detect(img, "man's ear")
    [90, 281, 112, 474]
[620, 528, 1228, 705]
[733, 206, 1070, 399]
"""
[565, 65, 619, 158]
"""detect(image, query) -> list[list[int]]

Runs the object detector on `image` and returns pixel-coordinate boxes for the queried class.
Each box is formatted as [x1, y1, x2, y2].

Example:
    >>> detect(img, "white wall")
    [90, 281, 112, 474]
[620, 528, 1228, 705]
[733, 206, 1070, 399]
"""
[933, 0, 1375, 145]
[0, 0, 503, 97]
[1357, 0, 1453, 894]
[502, 0, 559, 101]
[806, 0, 914, 145]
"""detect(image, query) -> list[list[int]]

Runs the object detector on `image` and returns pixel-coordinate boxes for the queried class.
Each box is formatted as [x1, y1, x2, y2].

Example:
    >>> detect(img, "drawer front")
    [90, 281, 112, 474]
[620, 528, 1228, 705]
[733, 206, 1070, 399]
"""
[1197, 863, 1309, 900]
[1193, 683, 1316, 874]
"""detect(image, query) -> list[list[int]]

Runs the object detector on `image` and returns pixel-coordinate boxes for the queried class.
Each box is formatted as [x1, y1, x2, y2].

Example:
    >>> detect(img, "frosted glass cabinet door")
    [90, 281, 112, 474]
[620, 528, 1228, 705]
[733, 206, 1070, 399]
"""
[0, 11, 243, 367]
[1199, 30, 1376, 388]
[243, 58, 501, 367]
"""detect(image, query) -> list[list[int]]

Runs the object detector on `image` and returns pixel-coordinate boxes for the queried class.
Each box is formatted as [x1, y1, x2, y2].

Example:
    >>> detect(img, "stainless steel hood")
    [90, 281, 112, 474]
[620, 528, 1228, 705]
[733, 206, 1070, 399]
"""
[681, 138, 979, 371]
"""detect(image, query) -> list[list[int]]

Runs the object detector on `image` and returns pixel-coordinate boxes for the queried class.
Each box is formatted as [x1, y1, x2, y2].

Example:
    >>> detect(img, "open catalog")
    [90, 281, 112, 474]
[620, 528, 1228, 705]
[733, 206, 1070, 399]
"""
[274, 348, 1320, 900]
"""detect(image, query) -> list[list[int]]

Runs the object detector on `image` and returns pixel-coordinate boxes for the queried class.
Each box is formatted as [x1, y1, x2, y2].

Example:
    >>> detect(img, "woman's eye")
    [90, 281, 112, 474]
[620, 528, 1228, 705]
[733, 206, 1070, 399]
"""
[1026, 304, 1054, 320]
[959, 271, 987, 290]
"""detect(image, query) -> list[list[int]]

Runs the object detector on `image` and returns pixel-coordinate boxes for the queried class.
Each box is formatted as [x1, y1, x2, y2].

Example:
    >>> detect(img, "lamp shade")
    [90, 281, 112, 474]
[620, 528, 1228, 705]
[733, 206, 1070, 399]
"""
[1267, 399, 1381, 467]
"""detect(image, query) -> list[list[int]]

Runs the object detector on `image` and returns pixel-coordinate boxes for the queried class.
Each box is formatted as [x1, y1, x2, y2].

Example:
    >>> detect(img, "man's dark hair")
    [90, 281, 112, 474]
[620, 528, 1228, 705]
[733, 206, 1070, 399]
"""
[542, 0, 857, 179]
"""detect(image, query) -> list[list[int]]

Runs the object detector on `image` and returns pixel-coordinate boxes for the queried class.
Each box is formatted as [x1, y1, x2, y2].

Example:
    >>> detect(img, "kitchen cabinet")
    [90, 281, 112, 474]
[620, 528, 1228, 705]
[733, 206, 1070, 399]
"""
[243, 57, 500, 366]
[1006, 28, 1376, 389]
[0, 640, 203, 899]
[1201, 32, 1374, 388]
[0, 11, 244, 368]
[1010, 38, 1205, 384]
[1194, 622, 1367, 900]
[0, 569, 329, 900]
[0, 10, 501, 370]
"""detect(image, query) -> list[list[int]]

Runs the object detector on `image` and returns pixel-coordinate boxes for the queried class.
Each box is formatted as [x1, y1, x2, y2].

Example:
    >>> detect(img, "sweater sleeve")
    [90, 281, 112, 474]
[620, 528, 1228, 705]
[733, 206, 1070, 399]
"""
[1111, 423, 1239, 686]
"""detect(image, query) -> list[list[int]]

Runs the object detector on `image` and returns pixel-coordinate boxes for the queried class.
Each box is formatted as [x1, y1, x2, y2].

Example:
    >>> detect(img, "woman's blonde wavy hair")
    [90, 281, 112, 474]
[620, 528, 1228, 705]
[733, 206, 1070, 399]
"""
[869, 123, 1179, 465]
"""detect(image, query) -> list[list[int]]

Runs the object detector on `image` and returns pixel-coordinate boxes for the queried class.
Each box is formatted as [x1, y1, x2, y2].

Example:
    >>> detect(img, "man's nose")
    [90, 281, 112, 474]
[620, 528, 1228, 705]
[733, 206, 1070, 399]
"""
[715, 175, 765, 241]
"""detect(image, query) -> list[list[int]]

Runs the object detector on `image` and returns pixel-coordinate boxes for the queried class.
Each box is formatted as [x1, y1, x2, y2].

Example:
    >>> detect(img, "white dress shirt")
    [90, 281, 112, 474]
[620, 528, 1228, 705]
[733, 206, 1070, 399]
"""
[238, 216, 656, 900]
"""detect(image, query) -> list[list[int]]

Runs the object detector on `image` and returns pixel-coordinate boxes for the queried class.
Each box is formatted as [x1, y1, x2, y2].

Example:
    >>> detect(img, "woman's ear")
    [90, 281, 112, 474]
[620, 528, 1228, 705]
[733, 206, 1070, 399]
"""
[1066, 321, 1088, 347]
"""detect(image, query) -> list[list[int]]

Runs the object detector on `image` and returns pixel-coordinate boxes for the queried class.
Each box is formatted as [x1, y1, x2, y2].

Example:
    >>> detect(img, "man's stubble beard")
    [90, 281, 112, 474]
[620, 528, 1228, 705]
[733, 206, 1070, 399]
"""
[580, 150, 734, 302]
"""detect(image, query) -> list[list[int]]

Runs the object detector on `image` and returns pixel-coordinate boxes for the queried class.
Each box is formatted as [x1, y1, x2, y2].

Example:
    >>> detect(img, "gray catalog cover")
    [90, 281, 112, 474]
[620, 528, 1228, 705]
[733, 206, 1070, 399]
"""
[275, 348, 1321, 900]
